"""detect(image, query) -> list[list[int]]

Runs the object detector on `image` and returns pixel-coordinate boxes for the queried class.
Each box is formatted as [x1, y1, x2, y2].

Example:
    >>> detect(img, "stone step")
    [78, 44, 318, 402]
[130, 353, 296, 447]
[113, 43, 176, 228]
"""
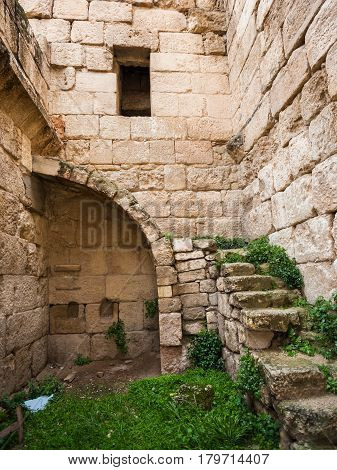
[241, 307, 304, 332]
[220, 262, 255, 277]
[277, 395, 337, 448]
[255, 350, 333, 401]
[217, 275, 284, 293]
[229, 289, 301, 309]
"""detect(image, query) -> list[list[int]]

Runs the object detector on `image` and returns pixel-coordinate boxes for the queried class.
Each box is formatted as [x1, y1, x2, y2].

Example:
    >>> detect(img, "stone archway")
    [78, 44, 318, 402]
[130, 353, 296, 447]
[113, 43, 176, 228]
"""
[32, 156, 178, 372]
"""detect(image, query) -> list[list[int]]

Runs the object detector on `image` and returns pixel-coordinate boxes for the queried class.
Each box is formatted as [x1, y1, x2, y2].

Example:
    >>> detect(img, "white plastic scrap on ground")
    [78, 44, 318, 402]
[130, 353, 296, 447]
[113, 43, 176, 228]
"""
[24, 395, 54, 412]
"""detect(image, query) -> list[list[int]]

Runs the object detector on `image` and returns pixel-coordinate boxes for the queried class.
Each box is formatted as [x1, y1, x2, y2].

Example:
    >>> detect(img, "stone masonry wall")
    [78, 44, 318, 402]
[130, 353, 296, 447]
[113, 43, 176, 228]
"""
[45, 179, 159, 363]
[20, 0, 240, 239]
[225, 0, 337, 302]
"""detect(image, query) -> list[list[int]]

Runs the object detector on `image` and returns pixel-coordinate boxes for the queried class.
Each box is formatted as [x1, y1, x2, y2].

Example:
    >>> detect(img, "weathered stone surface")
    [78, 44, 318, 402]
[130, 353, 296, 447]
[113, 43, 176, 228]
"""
[183, 321, 205, 335]
[199, 279, 216, 293]
[48, 334, 90, 363]
[224, 320, 240, 352]
[309, 103, 337, 162]
[229, 289, 300, 310]
[158, 297, 181, 314]
[90, 334, 118, 361]
[217, 275, 279, 293]
[305, 0, 337, 69]
[21, 0, 53, 18]
[241, 329, 274, 350]
[156, 266, 178, 285]
[326, 41, 337, 100]
[181, 293, 209, 308]
[183, 307, 206, 321]
[176, 258, 206, 272]
[300, 70, 329, 125]
[89, 1, 132, 22]
[300, 262, 337, 303]
[159, 313, 182, 346]
[220, 263, 255, 277]
[50, 304, 86, 334]
[269, 227, 295, 258]
[294, 215, 335, 263]
[160, 346, 185, 374]
[312, 154, 337, 214]
[241, 308, 301, 332]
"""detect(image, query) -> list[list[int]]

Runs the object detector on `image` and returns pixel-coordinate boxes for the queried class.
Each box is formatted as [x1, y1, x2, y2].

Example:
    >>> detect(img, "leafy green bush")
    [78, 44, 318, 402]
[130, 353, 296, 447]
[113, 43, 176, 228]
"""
[310, 293, 337, 359]
[283, 327, 316, 357]
[144, 299, 159, 319]
[106, 320, 128, 353]
[216, 252, 246, 268]
[236, 350, 264, 400]
[23, 369, 279, 450]
[187, 331, 224, 370]
[214, 236, 248, 250]
[74, 355, 91, 366]
[245, 237, 271, 265]
[319, 366, 337, 394]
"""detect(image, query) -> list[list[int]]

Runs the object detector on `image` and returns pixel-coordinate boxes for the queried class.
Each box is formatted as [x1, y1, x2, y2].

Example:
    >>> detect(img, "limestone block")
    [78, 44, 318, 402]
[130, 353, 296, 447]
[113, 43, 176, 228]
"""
[64, 115, 99, 138]
[134, 191, 170, 218]
[187, 9, 226, 34]
[50, 43, 84, 67]
[53, 0, 88, 20]
[71, 20, 103, 44]
[305, 0, 337, 69]
[312, 155, 337, 214]
[131, 117, 187, 140]
[259, 30, 285, 93]
[244, 201, 273, 239]
[50, 304, 86, 334]
[218, 293, 232, 318]
[156, 266, 177, 285]
[151, 93, 178, 117]
[86, 303, 118, 333]
[29, 18, 70, 42]
[160, 346, 185, 374]
[309, 103, 337, 162]
[173, 282, 199, 296]
[94, 93, 117, 116]
[158, 286, 173, 299]
[243, 92, 272, 151]
[294, 215, 335, 263]
[270, 46, 310, 116]
[85, 47, 113, 71]
[183, 321, 205, 335]
[105, 24, 158, 51]
[200, 279, 216, 293]
[271, 175, 315, 230]
[100, 116, 130, 140]
[288, 131, 318, 180]
[159, 313, 182, 346]
[256, 0, 273, 31]
[277, 95, 304, 147]
[151, 238, 174, 266]
[258, 163, 274, 202]
[183, 307, 206, 321]
[173, 238, 193, 253]
[178, 269, 206, 283]
[282, 0, 324, 58]
[203, 32, 226, 55]
[76, 71, 117, 92]
[206, 95, 233, 119]
[224, 320, 240, 353]
[178, 94, 205, 118]
[50, 67, 75, 91]
[326, 42, 337, 100]
[31, 336, 48, 376]
[151, 53, 200, 73]
[187, 117, 232, 141]
[273, 147, 292, 192]
[300, 70, 329, 125]
[127, 331, 158, 358]
[0, 314, 6, 359]
[89, 1, 132, 22]
[90, 334, 118, 360]
[7, 307, 47, 353]
[191, 73, 229, 95]
[149, 141, 175, 164]
[133, 8, 186, 32]
[15, 346, 32, 389]
[106, 274, 156, 301]
[119, 301, 144, 331]
[300, 262, 337, 303]
[113, 141, 149, 165]
[164, 166, 186, 191]
[50, 91, 93, 115]
[158, 297, 181, 314]
[151, 72, 191, 93]
[241, 329, 274, 350]
[175, 251, 203, 261]
[181, 293, 209, 308]
[20, 0, 53, 18]
[176, 258, 206, 273]
[175, 140, 213, 165]
[269, 227, 295, 258]
[159, 32, 204, 54]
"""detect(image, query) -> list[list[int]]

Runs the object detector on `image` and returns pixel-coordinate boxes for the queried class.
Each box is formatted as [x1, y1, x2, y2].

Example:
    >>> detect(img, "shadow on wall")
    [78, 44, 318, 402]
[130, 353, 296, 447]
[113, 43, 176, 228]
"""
[44, 179, 159, 364]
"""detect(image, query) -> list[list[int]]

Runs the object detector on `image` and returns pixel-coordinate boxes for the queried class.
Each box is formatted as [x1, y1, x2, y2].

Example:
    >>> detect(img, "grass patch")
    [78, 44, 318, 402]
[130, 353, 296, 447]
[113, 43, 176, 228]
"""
[23, 369, 279, 450]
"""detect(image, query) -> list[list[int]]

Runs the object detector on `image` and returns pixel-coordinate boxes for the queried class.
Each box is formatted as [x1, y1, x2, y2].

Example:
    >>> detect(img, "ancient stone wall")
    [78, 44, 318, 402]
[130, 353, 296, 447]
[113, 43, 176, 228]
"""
[225, 0, 337, 302]
[20, 0, 239, 238]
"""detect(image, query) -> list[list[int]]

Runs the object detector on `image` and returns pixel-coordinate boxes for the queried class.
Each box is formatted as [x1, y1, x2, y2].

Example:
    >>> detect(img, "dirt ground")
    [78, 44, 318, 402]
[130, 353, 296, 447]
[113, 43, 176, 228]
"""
[37, 352, 161, 396]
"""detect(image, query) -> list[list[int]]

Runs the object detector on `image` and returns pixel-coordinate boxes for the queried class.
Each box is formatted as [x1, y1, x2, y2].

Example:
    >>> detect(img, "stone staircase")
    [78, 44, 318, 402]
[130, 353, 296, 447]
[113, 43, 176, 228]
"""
[216, 261, 337, 449]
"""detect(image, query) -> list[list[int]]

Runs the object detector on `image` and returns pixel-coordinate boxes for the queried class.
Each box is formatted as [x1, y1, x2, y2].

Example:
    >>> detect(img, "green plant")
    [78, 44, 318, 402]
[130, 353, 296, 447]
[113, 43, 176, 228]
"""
[216, 252, 246, 268]
[246, 237, 303, 289]
[163, 232, 173, 241]
[74, 355, 92, 366]
[145, 299, 159, 319]
[187, 331, 224, 370]
[236, 350, 264, 400]
[319, 366, 337, 394]
[106, 320, 128, 354]
[309, 293, 337, 359]
[214, 236, 248, 250]
[283, 327, 316, 357]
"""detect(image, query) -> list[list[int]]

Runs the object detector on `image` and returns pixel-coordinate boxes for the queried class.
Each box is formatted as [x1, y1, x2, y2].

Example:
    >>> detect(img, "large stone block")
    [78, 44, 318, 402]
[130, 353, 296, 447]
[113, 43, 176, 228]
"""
[100, 116, 130, 139]
[276, 95, 304, 147]
[50, 91, 93, 115]
[151, 53, 200, 73]
[270, 46, 310, 116]
[309, 103, 337, 162]
[76, 71, 117, 92]
[300, 70, 329, 124]
[312, 155, 337, 214]
[326, 42, 337, 100]
[49, 275, 105, 304]
[175, 140, 213, 165]
[288, 131, 318, 180]
[271, 175, 315, 230]
[259, 30, 285, 93]
[105, 24, 158, 50]
[113, 141, 149, 164]
[180, 293, 209, 308]
[160, 346, 185, 374]
[90, 334, 118, 361]
[156, 266, 177, 285]
[244, 201, 273, 239]
[85, 47, 113, 71]
[133, 8, 186, 32]
[64, 115, 99, 138]
[119, 301, 144, 331]
[50, 43, 84, 67]
[21, 0, 53, 18]
[176, 258, 206, 273]
[294, 215, 335, 263]
[71, 20, 103, 44]
[187, 117, 232, 141]
[89, 1, 132, 22]
[106, 274, 156, 302]
[273, 147, 292, 192]
[269, 227, 295, 259]
[159, 313, 182, 346]
[131, 117, 187, 140]
[159, 32, 204, 54]
[53, 0, 88, 20]
[50, 304, 86, 334]
[151, 72, 191, 93]
[6, 307, 47, 353]
[86, 303, 118, 333]
[305, 0, 337, 69]
[31, 336, 48, 376]
[158, 297, 181, 314]
[29, 18, 70, 42]
[300, 262, 337, 303]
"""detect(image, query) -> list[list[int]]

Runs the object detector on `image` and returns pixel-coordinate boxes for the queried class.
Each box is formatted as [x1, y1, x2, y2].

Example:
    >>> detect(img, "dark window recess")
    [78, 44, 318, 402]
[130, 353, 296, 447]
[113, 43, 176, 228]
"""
[120, 65, 151, 117]
[100, 298, 119, 318]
